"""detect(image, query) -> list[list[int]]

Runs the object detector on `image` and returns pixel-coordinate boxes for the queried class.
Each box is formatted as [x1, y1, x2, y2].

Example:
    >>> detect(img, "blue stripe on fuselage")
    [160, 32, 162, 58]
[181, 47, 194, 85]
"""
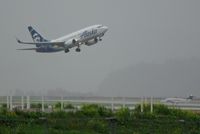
[80, 29, 97, 39]
[36, 44, 63, 53]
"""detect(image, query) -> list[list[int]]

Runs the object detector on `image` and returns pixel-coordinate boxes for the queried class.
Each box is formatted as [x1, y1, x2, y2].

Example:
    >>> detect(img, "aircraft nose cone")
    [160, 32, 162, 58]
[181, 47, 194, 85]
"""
[103, 26, 108, 33]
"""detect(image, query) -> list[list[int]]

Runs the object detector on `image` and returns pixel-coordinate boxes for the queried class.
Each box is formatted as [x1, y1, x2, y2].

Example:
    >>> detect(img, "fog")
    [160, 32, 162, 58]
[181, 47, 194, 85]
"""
[0, 0, 200, 97]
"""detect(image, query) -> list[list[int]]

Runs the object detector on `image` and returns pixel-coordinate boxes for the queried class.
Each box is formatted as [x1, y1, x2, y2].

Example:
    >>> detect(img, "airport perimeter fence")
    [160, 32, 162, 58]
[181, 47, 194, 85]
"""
[0, 117, 200, 134]
[1, 95, 200, 112]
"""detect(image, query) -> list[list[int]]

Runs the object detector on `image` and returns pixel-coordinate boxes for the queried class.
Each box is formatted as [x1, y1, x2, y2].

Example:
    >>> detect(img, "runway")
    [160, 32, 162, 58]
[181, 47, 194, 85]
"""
[0, 96, 200, 112]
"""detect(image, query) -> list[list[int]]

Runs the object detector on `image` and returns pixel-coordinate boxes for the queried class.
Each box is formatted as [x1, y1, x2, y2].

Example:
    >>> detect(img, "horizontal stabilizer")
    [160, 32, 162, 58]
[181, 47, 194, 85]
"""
[16, 38, 35, 45]
[16, 38, 21, 43]
[16, 37, 65, 47]
[16, 48, 37, 50]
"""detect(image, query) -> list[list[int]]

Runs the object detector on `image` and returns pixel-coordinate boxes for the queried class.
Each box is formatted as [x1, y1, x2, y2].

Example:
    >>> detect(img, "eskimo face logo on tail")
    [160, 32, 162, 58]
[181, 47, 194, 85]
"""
[33, 33, 41, 42]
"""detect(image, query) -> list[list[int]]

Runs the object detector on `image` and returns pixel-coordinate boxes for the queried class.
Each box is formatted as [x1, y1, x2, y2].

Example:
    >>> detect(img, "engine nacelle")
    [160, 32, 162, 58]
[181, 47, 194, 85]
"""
[64, 38, 77, 48]
[85, 38, 98, 46]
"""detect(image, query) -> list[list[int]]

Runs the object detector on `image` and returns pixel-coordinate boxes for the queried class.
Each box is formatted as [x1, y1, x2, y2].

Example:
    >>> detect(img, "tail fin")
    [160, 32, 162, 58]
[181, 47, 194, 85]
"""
[28, 26, 48, 42]
[187, 94, 194, 100]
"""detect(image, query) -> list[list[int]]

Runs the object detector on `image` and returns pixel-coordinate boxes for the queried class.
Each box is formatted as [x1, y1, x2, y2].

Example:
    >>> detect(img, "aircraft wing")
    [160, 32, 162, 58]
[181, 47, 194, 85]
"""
[16, 48, 37, 50]
[16, 38, 65, 47]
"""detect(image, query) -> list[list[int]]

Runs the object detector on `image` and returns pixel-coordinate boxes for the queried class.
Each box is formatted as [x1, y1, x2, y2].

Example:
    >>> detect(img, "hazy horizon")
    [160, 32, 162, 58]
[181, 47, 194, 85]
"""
[0, 0, 200, 97]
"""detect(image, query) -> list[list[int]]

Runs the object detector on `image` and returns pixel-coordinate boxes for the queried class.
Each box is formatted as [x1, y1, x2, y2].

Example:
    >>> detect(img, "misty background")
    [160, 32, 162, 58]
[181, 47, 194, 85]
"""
[0, 0, 200, 97]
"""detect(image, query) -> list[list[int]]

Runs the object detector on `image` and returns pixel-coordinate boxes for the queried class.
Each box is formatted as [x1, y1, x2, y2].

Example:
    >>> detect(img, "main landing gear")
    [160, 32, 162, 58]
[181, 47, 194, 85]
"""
[99, 33, 104, 41]
[65, 49, 69, 53]
[75, 47, 81, 52]
[75, 44, 81, 52]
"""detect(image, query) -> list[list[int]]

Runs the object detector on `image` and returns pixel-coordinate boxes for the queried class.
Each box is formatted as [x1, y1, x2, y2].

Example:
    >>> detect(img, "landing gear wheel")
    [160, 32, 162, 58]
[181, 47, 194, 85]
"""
[65, 49, 69, 53]
[76, 48, 81, 52]
[95, 38, 98, 42]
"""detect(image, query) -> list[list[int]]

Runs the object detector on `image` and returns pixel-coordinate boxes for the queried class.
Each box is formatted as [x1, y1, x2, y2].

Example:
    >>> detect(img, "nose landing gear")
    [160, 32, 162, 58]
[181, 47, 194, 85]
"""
[75, 48, 81, 52]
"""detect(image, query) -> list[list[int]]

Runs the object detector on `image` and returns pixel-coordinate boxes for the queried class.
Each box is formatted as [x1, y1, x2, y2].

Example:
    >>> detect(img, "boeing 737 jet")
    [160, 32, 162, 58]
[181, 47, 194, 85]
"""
[16, 25, 108, 53]
[160, 94, 194, 104]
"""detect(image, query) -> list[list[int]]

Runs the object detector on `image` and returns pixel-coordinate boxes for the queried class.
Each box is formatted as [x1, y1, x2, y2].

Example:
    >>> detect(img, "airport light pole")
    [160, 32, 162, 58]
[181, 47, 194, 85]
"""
[6, 96, 9, 109]
[42, 96, 44, 112]
[150, 96, 153, 113]
[111, 97, 114, 111]
[61, 96, 64, 110]
[27, 96, 30, 110]
[21, 96, 24, 110]
[141, 97, 143, 113]
[10, 95, 13, 111]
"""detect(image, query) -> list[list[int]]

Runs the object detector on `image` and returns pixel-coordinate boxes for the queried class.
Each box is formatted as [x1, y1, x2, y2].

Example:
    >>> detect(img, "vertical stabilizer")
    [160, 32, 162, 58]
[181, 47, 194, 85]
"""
[187, 94, 194, 100]
[28, 26, 48, 43]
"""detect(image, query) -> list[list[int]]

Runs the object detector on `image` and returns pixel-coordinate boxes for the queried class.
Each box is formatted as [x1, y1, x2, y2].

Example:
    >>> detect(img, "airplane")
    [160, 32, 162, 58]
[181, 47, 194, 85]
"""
[16, 24, 108, 53]
[160, 94, 194, 104]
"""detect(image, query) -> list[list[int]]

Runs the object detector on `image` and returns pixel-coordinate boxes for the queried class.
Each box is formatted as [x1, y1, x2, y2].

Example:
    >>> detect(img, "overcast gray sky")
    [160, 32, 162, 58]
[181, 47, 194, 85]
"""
[0, 0, 200, 96]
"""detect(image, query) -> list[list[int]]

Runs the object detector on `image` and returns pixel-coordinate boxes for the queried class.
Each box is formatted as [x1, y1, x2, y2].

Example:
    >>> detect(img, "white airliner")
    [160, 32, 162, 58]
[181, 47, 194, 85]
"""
[160, 94, 194, 104]
[16, 25, 108, 53]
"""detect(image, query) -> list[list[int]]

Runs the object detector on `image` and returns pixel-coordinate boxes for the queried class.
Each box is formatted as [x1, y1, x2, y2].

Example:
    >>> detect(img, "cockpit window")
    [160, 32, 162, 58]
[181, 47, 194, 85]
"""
[97, 25, 103, 28]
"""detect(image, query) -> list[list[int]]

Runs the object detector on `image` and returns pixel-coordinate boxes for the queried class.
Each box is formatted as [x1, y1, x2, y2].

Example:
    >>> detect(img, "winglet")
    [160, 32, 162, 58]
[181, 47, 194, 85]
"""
[16, 37, 22, 44]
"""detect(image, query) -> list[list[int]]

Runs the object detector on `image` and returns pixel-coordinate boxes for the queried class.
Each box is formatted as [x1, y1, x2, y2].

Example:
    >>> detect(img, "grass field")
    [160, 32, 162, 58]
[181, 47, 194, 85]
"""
[0, 104, 200, 134]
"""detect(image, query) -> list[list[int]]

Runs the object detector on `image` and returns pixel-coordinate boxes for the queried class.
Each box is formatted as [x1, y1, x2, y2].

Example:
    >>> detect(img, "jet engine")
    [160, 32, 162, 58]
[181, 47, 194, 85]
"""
[64, 38, 77, 48]
[85, 38, 98, 46]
